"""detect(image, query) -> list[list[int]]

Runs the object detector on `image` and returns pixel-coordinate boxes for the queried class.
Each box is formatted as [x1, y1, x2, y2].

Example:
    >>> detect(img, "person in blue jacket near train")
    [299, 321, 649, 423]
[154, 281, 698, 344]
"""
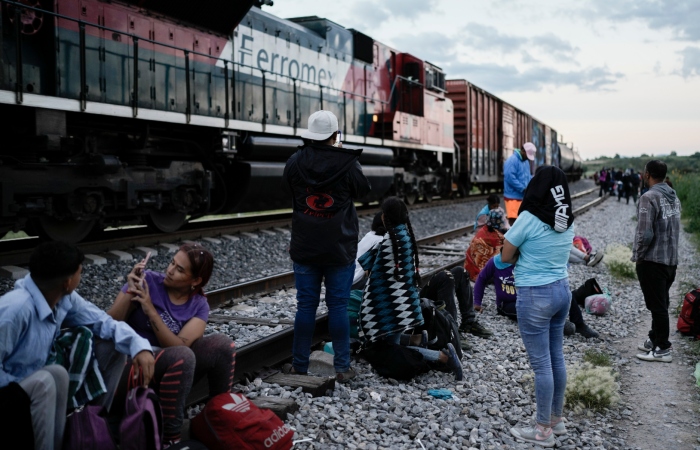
[503, 142, 535, 226]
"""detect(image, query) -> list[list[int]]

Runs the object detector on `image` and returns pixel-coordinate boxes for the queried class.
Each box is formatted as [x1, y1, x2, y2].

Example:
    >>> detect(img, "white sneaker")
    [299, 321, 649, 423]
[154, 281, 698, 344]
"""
[551, 418, 567, 436]
[636, 346, 672, 363]
[637, 338, 652, 352]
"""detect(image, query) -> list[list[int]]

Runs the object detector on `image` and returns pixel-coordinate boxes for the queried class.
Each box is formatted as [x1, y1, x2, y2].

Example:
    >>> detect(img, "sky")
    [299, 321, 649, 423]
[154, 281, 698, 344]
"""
[265, 0, 700, 160]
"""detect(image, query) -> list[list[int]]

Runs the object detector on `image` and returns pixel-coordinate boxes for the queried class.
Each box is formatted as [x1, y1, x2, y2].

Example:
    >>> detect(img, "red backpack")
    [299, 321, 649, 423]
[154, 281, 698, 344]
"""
[677, 288, 700, 339]
[191, 393, 293, 450]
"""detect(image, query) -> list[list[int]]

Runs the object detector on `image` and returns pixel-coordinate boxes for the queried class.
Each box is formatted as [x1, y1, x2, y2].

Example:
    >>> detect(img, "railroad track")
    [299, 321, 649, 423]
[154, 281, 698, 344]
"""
[209, 187, 603, 388]
[0, 193, 494, 267]
[0, 187, 597, 267]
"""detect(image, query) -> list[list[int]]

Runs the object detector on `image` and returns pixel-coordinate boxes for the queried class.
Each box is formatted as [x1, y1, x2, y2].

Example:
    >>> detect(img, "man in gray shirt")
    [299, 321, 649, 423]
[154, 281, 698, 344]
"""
[632, 160, 681, 363]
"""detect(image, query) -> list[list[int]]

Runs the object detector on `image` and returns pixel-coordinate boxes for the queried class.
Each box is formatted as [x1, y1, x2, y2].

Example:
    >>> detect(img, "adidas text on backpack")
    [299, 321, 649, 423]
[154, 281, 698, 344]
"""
[191, 392, 293, 450]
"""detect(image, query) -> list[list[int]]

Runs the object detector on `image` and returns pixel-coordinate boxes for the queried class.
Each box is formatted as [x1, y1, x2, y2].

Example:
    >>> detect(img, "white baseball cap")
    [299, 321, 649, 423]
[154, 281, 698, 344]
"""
[301, 110, 339, 141]
[523, 142, 536, 161]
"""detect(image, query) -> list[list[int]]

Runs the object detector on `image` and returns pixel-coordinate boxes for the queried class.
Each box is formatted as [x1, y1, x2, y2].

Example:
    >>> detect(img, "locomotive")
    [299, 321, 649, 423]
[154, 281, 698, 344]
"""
[0, 0, 580, 242]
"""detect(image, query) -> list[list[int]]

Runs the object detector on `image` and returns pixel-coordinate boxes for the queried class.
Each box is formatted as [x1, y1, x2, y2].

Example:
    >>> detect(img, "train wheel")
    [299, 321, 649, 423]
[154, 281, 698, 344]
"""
[147, 210, 187, 233]
[36, 217, 96, 243]
[404, 192, 418, 206]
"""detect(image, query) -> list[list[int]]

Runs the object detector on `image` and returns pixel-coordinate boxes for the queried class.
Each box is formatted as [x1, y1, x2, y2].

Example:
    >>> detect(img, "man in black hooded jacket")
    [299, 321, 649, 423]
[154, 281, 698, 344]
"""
[283, 110, 371, 382]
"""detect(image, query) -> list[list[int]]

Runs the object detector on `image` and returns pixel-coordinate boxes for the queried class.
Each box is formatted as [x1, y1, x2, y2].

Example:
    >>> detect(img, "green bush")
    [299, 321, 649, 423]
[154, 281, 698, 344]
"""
[674, 171, 700, 234]
[604, 244, 637, 279]
[565, 363, 620, 411]
[583, 349, 612, 367]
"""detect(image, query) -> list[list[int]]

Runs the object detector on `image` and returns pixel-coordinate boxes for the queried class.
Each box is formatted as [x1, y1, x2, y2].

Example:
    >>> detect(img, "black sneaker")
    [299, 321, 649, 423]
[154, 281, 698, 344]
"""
[460, 321, 493, 338]
[575, 323, 599, 339]
[445, 343, 463, 381]
[460, 337, 473, 351]
[564, 321, 576, 336]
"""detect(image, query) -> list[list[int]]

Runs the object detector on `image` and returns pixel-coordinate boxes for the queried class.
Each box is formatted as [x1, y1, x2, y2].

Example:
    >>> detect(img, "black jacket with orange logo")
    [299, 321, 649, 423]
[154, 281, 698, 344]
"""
[283, 143, 371, 265]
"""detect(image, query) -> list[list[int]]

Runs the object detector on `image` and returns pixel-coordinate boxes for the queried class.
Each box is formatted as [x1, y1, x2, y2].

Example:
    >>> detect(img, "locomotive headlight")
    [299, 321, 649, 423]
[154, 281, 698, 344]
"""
[218, 131, 238, 156]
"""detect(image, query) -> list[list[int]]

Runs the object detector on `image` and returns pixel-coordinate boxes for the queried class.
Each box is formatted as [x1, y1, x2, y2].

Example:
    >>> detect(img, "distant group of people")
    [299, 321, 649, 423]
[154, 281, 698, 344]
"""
[596, 167, 643, 204]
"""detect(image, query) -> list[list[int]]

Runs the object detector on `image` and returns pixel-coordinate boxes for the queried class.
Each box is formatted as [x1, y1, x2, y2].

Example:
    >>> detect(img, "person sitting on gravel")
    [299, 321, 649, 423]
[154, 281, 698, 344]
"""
[358, 196, 463, 380]
[474, 194, 510, 232]
[0, 241, 154, 450]
[107, 244, 235, 446]
[474, 254, 601, 338]
[502, 166, 575, 447]
[351, 212, 386, 290]
[420, 267, 493, 343]
[464, 209, 507, 281]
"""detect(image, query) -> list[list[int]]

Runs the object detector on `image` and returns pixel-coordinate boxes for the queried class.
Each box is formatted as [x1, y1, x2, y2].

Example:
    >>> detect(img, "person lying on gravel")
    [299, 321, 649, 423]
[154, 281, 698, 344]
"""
[358, 196, 463, 380]
[0, 241, 154, 450]
[501, 166, 575, 448]
[474, 194, 510, 232]
[107, 244, 236, 447]
[464, 209, 507, 281]
[474, 254, 601, 338]
[568, 235, 604, 267]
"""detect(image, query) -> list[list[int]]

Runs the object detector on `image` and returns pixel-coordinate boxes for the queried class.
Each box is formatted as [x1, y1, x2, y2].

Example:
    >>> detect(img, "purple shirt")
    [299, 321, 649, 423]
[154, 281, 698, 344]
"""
[121, 271, 209, 346]
[473, 258, 516, 308]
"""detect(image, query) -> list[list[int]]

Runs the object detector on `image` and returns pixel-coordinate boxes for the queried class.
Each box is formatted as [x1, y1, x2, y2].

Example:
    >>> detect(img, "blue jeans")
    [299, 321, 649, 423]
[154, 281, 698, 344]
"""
[292, 262, 355, 373]
[516, 279, 571, 426]
[385, 333, 441, 362]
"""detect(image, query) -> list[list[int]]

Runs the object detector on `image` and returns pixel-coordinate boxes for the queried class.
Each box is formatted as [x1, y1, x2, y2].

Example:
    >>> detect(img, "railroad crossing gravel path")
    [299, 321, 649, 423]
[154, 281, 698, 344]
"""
[234, 193, 700, 450]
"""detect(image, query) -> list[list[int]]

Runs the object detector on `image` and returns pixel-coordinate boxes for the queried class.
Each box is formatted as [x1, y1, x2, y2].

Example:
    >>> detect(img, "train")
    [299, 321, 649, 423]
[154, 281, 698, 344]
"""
[0, 0, 582, 242]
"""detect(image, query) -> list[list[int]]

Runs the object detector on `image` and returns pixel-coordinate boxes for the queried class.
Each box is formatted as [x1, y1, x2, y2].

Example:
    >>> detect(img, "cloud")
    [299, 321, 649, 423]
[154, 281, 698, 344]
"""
[348, 1, 390, 29]
[530, 33, 579, 59]
[459, 23, 578, 60]
[389, 32, 455, 65]
[580, 0, 700, 41]
[445, 61, 624, 93]
[680, 47, 700, 77]
[462, 23, 522, 53]
[347, 0, 438, 29]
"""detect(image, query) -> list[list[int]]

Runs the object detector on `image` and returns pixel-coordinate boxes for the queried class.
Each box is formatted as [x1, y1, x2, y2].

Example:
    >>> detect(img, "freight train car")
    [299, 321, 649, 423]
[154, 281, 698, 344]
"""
[447, 78, 581, 193]
[0, 0, 454, 241]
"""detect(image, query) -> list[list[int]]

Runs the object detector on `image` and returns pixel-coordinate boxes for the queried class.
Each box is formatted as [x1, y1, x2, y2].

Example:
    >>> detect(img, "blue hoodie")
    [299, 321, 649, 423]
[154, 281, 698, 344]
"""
[503, 150, 532, 200]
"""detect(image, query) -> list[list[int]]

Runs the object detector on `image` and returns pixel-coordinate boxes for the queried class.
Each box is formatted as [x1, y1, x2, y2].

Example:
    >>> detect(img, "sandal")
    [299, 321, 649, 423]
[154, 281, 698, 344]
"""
[282, 363, 307, 375]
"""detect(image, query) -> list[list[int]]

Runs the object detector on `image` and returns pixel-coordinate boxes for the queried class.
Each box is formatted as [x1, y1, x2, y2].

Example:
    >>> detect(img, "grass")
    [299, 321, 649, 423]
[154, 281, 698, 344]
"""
[604, 244, 637, 279]
[565, 363, 620, 412]
[582, 349, 612, 367]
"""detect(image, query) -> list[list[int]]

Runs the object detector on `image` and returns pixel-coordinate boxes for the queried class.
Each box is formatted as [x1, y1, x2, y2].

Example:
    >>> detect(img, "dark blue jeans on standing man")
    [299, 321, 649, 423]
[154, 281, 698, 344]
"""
[292, 262, 355, 373]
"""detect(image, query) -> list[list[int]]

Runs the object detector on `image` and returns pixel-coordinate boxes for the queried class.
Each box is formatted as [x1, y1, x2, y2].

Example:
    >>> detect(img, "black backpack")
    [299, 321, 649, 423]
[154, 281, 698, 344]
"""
[359, 340, 431, 380]
[420, 298, 463, 360]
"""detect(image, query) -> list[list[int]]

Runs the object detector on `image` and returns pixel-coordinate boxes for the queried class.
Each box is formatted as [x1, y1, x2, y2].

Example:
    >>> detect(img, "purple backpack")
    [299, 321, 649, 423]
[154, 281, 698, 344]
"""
[119, 367, 164, 450]
[64, 405, 117, 450]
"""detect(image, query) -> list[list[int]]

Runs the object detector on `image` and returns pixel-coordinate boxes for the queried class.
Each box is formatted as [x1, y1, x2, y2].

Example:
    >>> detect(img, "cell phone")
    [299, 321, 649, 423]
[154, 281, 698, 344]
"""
[139, 252, 151, 288]
[334, 130, 342, 147]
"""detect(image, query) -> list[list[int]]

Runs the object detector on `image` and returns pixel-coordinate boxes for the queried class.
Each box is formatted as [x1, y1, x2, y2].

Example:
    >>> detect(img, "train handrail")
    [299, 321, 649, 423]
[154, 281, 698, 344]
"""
[2, 0, 406, 140]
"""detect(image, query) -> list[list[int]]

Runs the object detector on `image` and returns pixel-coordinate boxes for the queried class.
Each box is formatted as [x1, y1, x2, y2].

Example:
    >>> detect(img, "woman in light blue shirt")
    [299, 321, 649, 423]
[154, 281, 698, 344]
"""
[502, 166, 575, 448]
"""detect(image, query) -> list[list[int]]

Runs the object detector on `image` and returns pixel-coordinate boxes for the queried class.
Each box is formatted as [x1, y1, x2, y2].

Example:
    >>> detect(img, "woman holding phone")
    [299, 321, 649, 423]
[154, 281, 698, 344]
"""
[107, 243, 235, 447]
